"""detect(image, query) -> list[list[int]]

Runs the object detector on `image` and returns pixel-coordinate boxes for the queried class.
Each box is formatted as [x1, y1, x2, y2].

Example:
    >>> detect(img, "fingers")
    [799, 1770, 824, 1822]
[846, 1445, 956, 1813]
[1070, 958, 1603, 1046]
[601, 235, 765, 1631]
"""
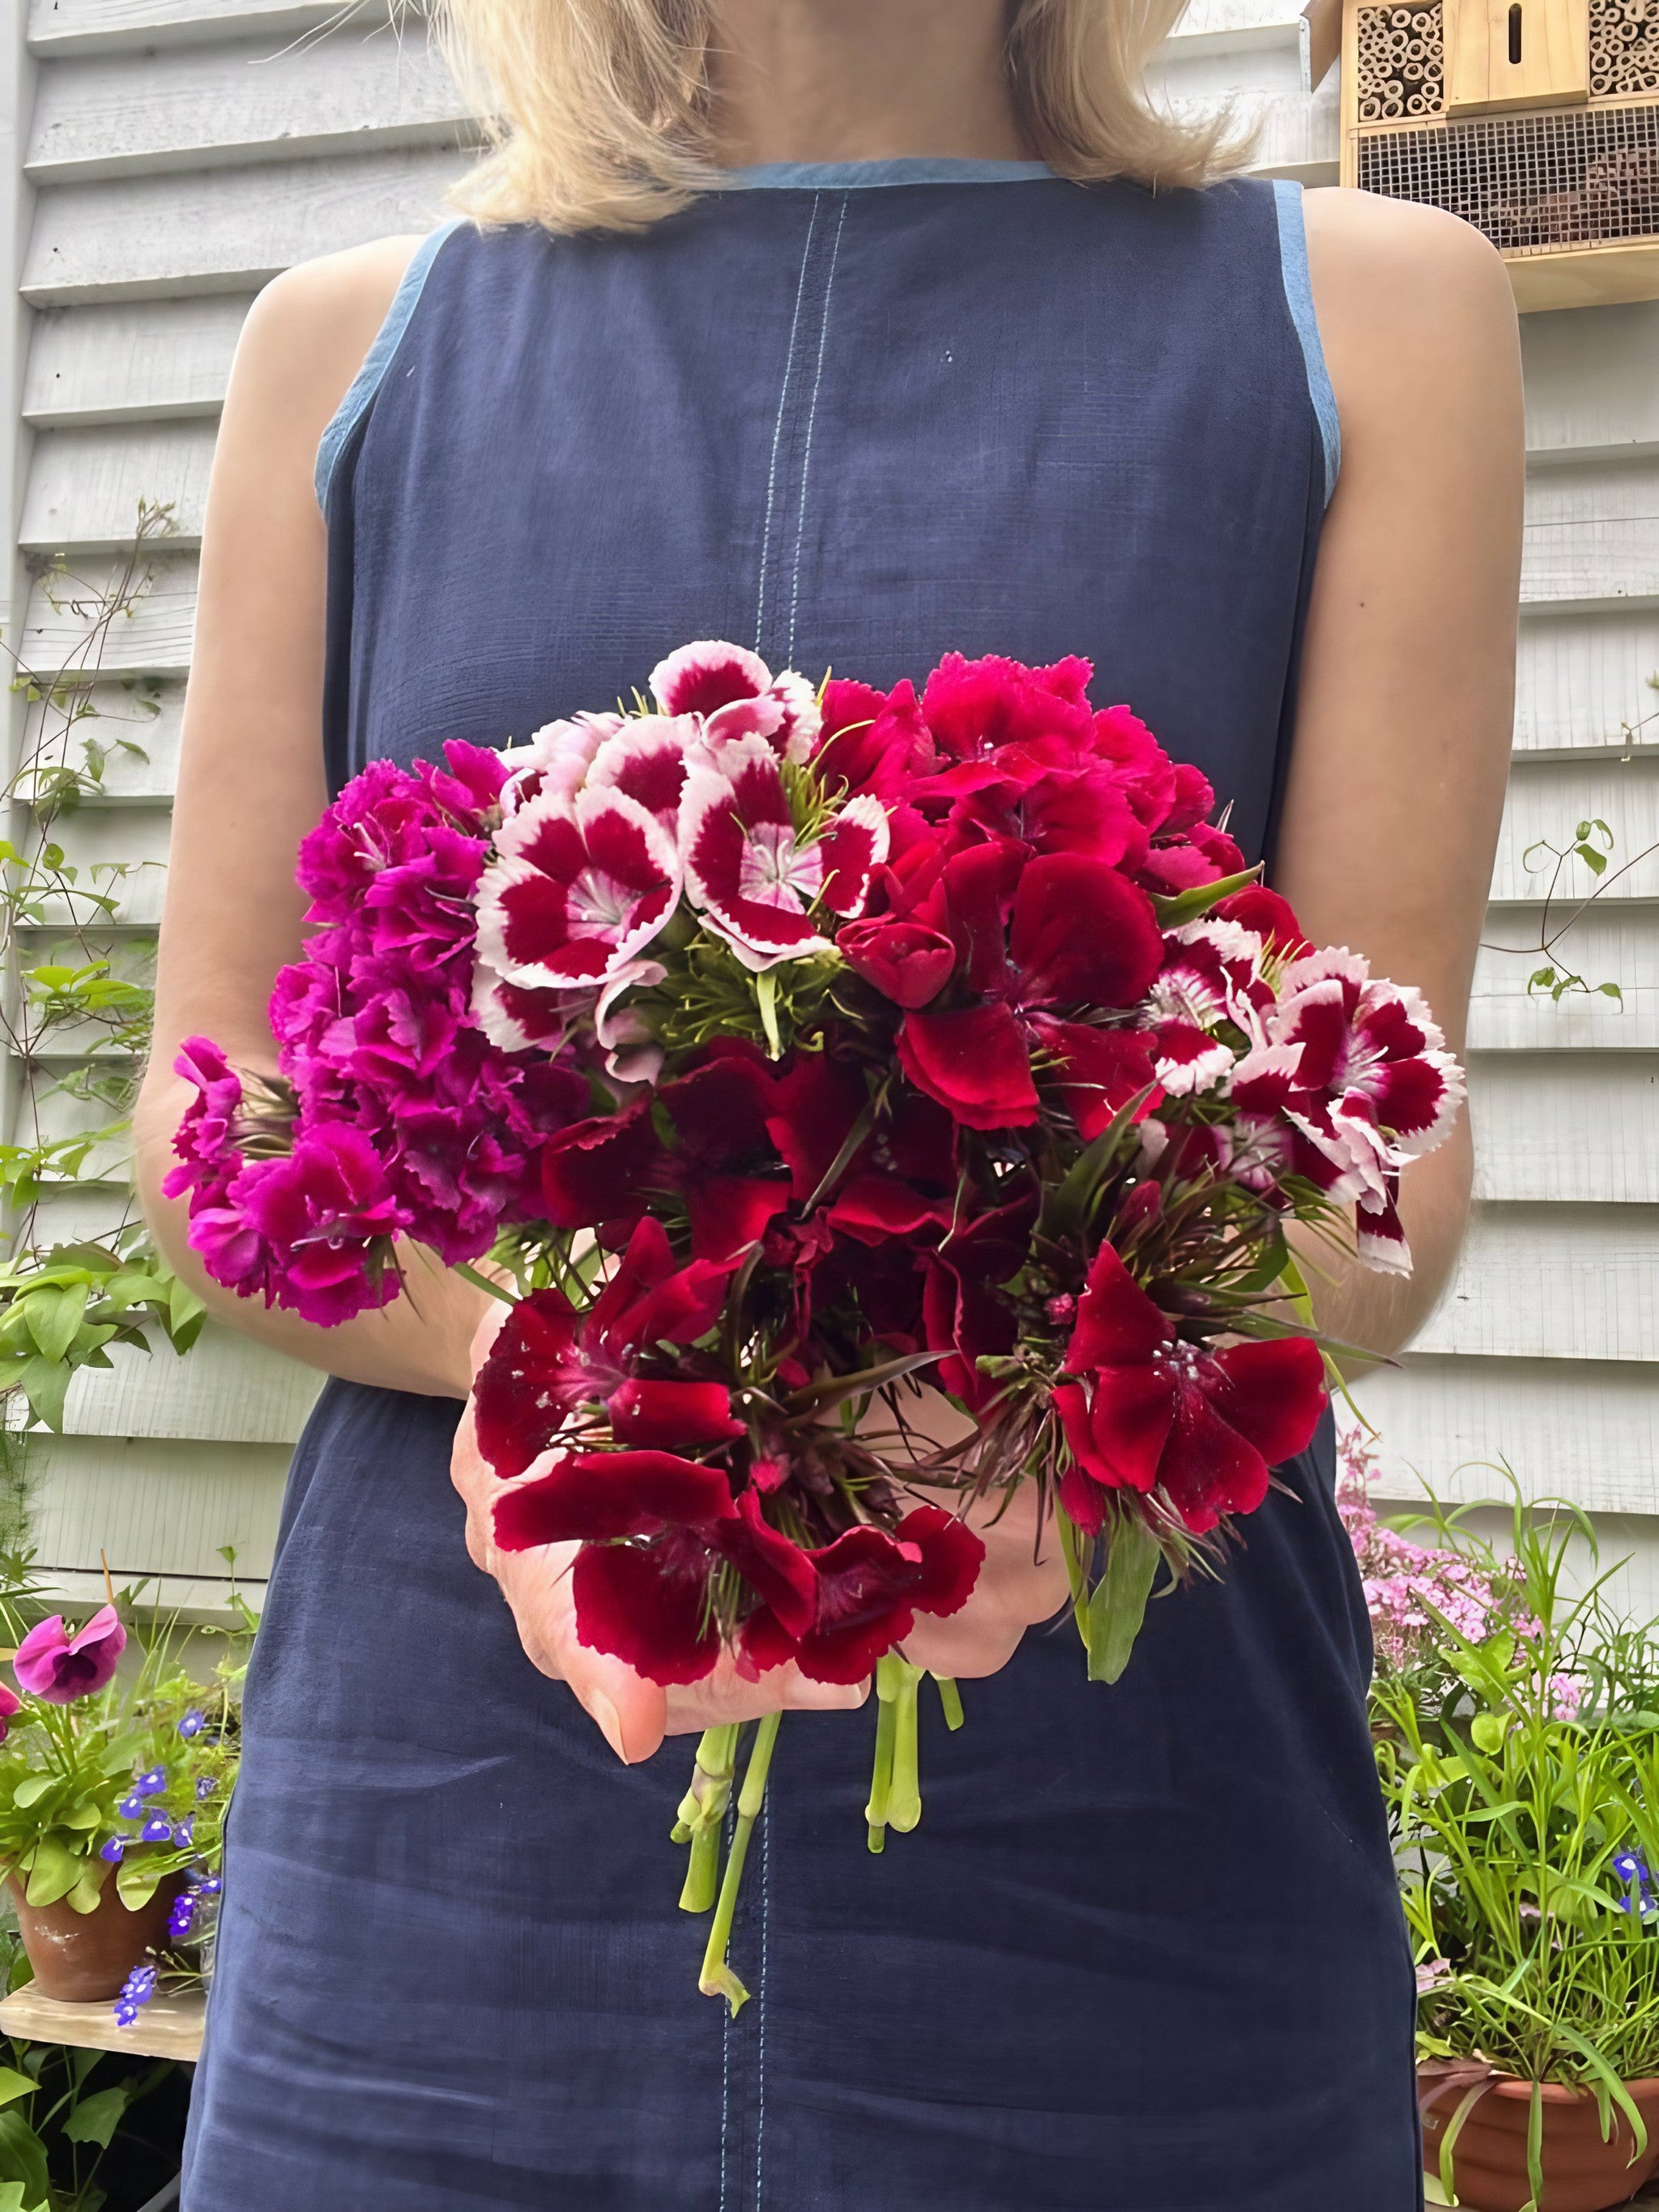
[661, 1661, 869, 1738]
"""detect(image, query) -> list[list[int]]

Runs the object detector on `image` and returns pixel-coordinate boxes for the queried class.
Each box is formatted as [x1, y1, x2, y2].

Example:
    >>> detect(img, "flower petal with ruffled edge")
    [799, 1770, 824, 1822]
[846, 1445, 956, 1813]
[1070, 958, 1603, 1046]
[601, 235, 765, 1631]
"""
[500, 712, 623, 816]
[476, 784, 680, 989]
[572, 1534, 722, 1685]
[585, 716, 700, 828]
[493, 1449, 736, 1548]
[712, 1489, 818, 1639]
[650, 639, 821, 763]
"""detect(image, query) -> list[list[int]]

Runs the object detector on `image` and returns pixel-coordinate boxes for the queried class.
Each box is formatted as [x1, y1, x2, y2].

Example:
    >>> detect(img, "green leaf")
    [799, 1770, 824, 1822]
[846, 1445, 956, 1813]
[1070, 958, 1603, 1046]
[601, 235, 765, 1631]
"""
[1575, 842, 1608, 876]
[21, 1282, 86, 1365]
[1085, 1514, 1162, 1685]
[1148, 863, 1260, 929]
[17, 1359, 69, 1436]
[8, 1778, 53, 1812]
[61, 2086, 126, 2150]
[1599, 981, 1624, 1004]
[114, 1858, 162, 1911]
[1470, 1712, 1508, 1753]
[0, 2108, 47, 2209]
[23, 1834, 82, 1908]
[0, 2072, 34, 2113]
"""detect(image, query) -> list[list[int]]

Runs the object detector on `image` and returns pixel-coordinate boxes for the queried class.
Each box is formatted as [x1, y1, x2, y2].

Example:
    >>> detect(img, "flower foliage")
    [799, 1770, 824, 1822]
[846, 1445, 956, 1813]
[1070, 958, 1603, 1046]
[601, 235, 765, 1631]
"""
[170, 644, 1464, 1689]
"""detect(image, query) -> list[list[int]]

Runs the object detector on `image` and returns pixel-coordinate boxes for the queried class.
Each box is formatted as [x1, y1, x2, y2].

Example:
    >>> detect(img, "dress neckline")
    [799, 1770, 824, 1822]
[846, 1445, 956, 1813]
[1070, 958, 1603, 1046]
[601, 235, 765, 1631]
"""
[730, 156, 1058, 190]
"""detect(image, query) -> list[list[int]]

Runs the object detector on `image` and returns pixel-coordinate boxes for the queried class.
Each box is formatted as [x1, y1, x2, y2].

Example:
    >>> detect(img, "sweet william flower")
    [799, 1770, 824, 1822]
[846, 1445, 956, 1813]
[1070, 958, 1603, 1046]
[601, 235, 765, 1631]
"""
[1053, 1245, 1326, 1535]
[474, 783, 682, 991]
[14, 1604, 126, 1703]
[738, 1507, 985, 1686]
[835, 917, 956, 1010]
[650, 639, 820, 762]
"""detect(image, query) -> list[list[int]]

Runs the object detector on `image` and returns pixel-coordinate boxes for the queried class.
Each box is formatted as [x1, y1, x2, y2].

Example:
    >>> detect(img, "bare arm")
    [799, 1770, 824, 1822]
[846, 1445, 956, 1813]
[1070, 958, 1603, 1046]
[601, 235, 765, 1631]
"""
[1285, 190, 1523, 1356]
[133, 236, 486, 1400]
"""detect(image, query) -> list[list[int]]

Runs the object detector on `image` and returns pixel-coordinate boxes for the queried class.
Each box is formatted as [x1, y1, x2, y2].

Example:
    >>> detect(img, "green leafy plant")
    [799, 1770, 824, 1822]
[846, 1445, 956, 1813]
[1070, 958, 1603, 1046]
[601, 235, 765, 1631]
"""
[1371, 1485, 1659, 2206]
[0, 504, 206, 1446]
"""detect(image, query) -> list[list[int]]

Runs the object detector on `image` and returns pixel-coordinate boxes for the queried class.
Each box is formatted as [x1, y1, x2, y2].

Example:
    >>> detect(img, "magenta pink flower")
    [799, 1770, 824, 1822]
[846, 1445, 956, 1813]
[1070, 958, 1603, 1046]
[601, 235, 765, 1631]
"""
[0, 1681, 19, 1741]
[15, 1605, 126, 1703]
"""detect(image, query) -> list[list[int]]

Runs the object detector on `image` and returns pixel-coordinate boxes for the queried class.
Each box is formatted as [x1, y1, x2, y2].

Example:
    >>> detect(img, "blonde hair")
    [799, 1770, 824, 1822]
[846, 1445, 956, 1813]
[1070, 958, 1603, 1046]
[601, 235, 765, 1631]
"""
[432, 1, 1251, 237]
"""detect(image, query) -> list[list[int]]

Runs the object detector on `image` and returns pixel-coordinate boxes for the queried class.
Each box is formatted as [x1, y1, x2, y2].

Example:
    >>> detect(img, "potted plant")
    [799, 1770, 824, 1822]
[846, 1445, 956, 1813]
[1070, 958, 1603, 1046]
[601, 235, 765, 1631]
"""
[1362, 1471, 1659, 2212]
[0, 1561, 238, 2008]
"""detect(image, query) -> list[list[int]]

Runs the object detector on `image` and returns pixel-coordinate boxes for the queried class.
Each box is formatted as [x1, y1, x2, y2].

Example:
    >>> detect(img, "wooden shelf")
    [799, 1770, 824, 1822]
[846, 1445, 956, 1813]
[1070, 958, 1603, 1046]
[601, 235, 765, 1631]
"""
[1508, 239, 1659, 310]
[0, 1984, 203, 2063]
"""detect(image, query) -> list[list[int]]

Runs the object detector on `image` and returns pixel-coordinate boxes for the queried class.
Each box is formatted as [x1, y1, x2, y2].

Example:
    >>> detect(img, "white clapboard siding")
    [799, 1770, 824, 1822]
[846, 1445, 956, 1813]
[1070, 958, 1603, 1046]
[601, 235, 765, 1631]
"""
[27, 0, 385, 57]
[23, 145, 463, 303]
[23, 551, 197, 674]
[20, 420, 215, 551]
[25, 679, 184, 796]
[1469, 1051, 1659, 1201]
[1521, 459, 1659, 611]
[1491, 752, 1659, 901]
[1514, 609, 1659, 753]
[24, 298, 250, 425]
[1470, 906, 1658, 1047]
[28, 27, 469, 184]
[1154, 75, 1341, 182]
[1523, 303, 1659, 462]
[1354, 1354, 1659, 1517]
[33, 803, 171, 924]
[27, 1432, 290, 1592]
[62, 1324, 323, 1443]
[1412, 1203, 1659, 1362]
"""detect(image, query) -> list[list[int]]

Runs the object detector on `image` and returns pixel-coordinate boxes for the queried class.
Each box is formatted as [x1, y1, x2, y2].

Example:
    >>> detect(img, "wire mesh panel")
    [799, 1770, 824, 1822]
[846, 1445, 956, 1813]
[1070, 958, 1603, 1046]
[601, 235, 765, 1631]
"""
[1356, 102, 1659, 249]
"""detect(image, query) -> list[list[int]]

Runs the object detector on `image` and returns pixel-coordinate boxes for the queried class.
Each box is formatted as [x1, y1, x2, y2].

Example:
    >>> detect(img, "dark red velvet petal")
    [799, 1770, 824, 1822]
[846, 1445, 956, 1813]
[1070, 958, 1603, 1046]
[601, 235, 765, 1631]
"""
[492, 1450, 736, 1548]
[472, 1286, 582, 1480]
[711, 1489, 817, 1639]
[1156, 1388, 1269, 1535]
[1202, 1336, 1327, 1469]
[1026, 1016, 1159, 1140]
[1065, 1242, 1171, 1376]
[539, 1102, 662, 1229]
[791, 1525, 923, 1684]
[1009, 854, 1163, 1010]
[735, 1604, 800, 1681]
[897, 1003, 1038, 1131]
[895, 1506, 985, 1617]
[571, 1538, 721, 1686]
[607, 1379, 745, 1450]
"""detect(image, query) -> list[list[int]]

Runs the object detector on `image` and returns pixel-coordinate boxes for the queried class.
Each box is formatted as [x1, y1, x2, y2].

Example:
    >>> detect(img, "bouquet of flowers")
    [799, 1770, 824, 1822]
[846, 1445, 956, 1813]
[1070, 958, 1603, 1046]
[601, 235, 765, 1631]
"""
[167, 642, 1462, 2004]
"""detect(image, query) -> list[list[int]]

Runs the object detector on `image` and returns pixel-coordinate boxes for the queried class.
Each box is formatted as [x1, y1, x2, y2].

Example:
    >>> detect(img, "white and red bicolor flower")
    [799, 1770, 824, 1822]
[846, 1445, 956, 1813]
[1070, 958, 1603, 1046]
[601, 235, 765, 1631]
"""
[586, 715, 701, 829]
[475, 785, 681, 990]
[499, 713, 623, 816]
[679, 736, 889, 971]
[650, 639, 821, 764]
[1139, 918, 1274, 1097]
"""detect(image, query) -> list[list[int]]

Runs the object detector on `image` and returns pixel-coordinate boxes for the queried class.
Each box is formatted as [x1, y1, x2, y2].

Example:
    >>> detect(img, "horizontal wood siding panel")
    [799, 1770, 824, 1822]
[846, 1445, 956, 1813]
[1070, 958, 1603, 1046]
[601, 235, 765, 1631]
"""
[24, 296, 249, 424]
[1469, 907, 1657, 1046]
[23, 550, 196, 671]
[61, 1322, 323, 1442]
[1523, 301, 1659, 458]
[38, 803, 171, 922]
[1521, 459, 1659, 608]
[1354, 1354, 1659, 1515]
[23, 147, 464, 302]
[28, 1, 371, 55]
[1412, 1203, 1659, 1361]
[1514, 608, 1659, 752]
[21, 419, 215, 549]
[1469, 1052, 1659, 1200]
[1491, 752, 1659, 901]
[26, 1432, 288, 1590]
[28, 29, 470, 181]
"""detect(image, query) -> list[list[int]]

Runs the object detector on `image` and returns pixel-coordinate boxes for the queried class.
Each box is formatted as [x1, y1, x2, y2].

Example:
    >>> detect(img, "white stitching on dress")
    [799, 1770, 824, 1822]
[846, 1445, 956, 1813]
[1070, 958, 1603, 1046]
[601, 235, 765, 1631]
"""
[754, 1801, 771, 2206]
[755, 196, 822, 657]
[787, 194, 850, 668]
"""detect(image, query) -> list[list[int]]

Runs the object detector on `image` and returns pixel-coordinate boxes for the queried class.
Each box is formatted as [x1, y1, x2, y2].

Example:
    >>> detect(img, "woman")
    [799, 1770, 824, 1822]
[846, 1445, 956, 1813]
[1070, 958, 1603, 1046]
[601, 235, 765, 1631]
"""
[134, 2, 1521, 2204]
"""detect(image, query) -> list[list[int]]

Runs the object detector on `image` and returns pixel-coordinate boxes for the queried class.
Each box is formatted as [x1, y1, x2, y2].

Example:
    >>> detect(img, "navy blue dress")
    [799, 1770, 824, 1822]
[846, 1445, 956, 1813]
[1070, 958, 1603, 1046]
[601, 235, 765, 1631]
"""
[182, 161, 1422, 2211]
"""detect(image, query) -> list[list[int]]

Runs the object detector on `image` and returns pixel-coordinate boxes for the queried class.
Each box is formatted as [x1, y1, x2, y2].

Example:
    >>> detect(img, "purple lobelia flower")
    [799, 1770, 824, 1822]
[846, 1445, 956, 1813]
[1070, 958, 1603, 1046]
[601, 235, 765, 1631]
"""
[13, 1605, 126, 1703]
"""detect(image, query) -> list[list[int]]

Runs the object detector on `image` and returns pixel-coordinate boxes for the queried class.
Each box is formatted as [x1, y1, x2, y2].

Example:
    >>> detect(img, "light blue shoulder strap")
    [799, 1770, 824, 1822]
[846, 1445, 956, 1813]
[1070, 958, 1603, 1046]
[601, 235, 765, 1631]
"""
[314, 216, 467, 515]
[1271, 179, 1341, 509]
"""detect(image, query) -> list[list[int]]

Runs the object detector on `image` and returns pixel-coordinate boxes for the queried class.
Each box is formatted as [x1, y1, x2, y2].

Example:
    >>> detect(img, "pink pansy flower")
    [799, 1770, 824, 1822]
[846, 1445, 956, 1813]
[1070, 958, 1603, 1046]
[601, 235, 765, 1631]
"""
[680, 736, 889, 971]
[476, 785, 681, 989]
[500, 714, 622, 816]
[650, 639, 821, 764]
[15, 1605, 126, 1704]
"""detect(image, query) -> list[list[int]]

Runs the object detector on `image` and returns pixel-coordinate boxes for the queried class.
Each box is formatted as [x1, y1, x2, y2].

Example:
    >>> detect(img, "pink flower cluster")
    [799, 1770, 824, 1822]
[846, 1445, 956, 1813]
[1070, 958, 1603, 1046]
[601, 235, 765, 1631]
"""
[166, 742, 590, 1323]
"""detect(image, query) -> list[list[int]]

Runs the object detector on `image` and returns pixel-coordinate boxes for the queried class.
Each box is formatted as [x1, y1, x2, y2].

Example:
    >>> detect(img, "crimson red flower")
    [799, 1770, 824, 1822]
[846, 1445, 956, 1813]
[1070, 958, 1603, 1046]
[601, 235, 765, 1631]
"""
[572, 1532, 723, 1685]
[921, 1194, 1036, 1409]
[836, 917, 955, 1010]
[738, 1506, 985, 1684]
[493, 1448, 737, 1546]
[894, 843, 1163, 1130]
[473, 1217, 734, 1477]
[1053, 1244, 1326, 1535]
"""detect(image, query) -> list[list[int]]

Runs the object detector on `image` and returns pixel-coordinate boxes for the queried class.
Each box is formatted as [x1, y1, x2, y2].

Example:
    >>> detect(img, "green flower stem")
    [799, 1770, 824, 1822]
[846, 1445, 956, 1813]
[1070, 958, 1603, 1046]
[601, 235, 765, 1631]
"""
[886, 1659, 924, 1835]
[675, 1724, 740, 1914]
[932, 1674, 964, 1732]
[866, 1655, 902, 1853]
[698, 1711, 783, 2014]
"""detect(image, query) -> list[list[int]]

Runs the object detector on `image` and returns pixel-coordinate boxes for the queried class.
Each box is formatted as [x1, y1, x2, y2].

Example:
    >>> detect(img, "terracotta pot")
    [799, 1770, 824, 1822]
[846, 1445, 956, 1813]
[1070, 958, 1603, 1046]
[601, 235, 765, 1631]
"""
[1420, 2062, 1659, 2212]
[6, 1869, 184, 2003]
